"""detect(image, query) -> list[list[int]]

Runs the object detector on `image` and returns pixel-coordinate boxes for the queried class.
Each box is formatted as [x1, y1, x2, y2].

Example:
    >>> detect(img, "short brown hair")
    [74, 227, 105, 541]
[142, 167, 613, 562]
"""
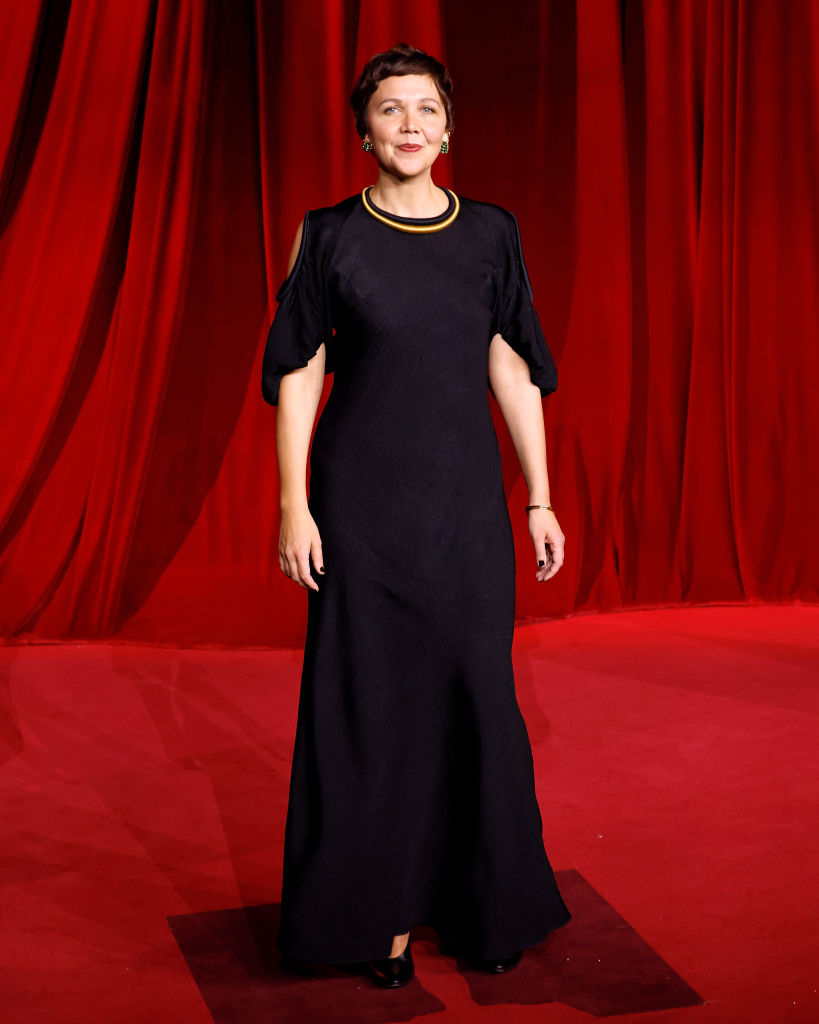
[349, 42, 454, 140]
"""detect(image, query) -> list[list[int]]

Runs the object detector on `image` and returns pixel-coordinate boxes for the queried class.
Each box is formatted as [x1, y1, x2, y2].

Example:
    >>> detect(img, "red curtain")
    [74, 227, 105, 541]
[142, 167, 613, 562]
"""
[1, 0, 816, 647]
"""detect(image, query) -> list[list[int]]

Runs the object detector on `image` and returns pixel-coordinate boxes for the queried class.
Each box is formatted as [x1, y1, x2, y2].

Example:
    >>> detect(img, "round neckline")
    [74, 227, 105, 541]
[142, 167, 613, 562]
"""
[361, 186, 460, 233]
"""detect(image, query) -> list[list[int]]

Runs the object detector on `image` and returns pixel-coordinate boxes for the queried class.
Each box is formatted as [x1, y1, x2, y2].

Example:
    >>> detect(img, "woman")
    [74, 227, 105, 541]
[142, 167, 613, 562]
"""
[262, 43, 570, 989]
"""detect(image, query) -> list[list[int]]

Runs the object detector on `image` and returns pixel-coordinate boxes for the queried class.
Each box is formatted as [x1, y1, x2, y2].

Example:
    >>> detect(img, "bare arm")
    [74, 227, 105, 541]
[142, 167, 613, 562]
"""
[488, 333, 564, 582]
[275, 216, 327, 591]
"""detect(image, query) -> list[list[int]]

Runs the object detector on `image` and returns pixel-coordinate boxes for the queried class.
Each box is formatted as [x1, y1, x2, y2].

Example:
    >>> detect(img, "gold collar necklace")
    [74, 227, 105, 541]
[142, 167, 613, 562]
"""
[361, 186, 460, 234]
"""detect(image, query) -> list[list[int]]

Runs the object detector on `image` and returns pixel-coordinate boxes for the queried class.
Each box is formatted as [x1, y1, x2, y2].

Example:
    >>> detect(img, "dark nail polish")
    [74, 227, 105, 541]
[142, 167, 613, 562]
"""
[319, 566, 325, 573]
[537, 560, 545, 567]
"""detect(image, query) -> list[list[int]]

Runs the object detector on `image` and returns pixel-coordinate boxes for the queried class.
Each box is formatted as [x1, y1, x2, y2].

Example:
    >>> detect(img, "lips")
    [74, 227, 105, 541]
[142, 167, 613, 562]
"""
[397, 144, 422, 151]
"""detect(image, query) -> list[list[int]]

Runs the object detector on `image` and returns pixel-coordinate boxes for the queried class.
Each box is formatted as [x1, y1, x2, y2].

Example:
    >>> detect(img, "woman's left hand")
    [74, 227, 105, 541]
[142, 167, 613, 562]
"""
[528, 508, 564, 582]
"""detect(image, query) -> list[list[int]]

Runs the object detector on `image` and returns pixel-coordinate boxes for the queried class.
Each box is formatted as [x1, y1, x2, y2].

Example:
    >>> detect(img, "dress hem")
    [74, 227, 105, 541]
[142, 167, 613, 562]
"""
[275, 904, 572, 966]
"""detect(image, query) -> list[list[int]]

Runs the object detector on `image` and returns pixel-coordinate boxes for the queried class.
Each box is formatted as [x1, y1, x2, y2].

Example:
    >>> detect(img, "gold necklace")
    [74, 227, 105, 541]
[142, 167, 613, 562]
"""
[360, 186, 460, 234]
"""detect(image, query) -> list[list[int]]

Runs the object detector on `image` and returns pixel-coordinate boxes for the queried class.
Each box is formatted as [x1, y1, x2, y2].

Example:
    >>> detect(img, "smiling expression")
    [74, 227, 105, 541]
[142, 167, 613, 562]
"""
[364, 74, 450, 177]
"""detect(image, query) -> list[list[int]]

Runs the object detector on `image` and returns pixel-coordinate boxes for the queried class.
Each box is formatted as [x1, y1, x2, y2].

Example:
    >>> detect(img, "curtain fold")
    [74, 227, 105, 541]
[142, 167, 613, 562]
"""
[0, 0, 815, 646]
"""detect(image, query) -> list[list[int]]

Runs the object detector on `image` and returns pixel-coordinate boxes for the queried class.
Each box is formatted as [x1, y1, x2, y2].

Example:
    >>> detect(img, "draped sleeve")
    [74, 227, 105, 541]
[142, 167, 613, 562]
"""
[491, 210, 558, 396]
[261, 210, 334, 406]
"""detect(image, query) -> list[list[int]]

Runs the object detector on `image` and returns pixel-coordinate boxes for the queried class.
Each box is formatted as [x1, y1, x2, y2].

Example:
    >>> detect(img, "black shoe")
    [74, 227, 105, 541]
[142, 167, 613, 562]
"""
[366, 936, 414, 988]
[439, 941, 523, 973]
[472, 949, 523, 973]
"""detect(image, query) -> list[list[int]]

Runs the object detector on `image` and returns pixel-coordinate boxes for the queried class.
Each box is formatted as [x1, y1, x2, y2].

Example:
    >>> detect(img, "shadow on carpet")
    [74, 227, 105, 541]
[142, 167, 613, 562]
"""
[167, 869, 703, 1021]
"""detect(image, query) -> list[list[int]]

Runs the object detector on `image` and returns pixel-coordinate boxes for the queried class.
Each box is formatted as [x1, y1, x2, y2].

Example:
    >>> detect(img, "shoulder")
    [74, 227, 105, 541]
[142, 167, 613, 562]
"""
[455, 194, 521, 256]
[456, 194, 515, 225]
[284, 193, 359, 272]
[456, 194, 520, 242]
[304, 193, 360, 239]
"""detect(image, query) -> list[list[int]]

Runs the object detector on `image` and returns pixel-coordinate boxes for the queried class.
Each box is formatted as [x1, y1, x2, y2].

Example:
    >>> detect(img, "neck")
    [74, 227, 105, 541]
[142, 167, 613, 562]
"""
[369, 174, 448, 219]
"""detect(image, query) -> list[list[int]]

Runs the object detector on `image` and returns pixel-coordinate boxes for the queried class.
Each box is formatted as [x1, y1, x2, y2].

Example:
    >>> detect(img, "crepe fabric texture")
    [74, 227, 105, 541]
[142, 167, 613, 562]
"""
[261, 187, 571, 963]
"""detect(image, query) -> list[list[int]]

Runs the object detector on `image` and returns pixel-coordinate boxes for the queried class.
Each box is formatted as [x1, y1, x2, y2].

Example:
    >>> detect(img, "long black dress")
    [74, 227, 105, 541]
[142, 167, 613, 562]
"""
[261, 185, 571, 964]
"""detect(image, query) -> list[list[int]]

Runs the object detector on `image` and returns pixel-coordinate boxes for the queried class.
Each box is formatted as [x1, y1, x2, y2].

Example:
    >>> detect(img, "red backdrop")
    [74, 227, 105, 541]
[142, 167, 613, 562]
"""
[1, 0, 816, 647]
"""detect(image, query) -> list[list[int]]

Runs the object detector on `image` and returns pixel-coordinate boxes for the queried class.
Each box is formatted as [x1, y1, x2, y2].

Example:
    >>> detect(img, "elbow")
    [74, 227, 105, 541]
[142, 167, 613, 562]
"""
[489, 364, 540, 400]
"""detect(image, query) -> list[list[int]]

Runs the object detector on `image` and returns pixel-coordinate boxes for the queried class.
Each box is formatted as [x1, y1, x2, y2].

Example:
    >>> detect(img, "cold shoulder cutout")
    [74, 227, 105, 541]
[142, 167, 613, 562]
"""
[261, 210, 334, 405]
[491, 210, 558, 397]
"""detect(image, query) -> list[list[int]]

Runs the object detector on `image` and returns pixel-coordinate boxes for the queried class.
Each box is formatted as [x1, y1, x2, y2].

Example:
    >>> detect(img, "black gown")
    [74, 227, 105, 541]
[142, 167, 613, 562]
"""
[261, 185, 570, 964]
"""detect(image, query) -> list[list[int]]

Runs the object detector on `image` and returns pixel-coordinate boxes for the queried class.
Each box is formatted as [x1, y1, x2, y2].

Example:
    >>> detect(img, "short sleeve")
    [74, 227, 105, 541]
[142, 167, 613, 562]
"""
[492, 211, 558, 396]
[261, 210, 334, 406]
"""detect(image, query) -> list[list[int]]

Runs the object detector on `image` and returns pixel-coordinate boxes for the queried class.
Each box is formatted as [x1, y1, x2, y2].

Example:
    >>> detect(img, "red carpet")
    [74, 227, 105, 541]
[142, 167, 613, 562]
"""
[2, 604, 817, 1023]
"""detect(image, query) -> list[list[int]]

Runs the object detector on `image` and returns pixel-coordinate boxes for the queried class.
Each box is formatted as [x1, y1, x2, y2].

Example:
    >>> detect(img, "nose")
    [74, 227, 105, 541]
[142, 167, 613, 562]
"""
[401, 112, 419, 132]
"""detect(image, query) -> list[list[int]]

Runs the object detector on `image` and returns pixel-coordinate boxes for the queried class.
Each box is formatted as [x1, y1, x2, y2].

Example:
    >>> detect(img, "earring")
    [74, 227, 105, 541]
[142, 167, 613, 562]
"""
[440, 135, 449, 154]
[362, 138, 373, 152]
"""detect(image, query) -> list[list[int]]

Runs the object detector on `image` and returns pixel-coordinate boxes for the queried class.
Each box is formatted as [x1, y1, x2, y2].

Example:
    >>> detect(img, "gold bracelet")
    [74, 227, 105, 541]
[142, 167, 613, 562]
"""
[525, 504, 555, 513]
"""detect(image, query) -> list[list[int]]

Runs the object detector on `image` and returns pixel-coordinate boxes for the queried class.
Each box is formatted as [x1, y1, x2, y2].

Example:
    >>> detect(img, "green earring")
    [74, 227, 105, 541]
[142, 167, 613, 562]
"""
[362, 138, 373, 152]
[440, 136, 449, 154]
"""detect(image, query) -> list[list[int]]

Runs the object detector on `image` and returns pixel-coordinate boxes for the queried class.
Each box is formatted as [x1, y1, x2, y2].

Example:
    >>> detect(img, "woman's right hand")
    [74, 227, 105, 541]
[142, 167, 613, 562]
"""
[279, 507, 325, 591]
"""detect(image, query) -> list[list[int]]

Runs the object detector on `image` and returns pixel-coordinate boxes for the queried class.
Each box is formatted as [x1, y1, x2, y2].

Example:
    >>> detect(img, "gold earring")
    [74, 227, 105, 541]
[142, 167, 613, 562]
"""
[362, 138, 373, 152]
[440, 135, 449, 154]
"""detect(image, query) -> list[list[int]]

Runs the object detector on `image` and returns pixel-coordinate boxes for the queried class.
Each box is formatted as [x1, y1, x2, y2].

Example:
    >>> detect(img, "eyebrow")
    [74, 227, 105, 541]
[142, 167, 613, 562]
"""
[378, 97, 440, 105]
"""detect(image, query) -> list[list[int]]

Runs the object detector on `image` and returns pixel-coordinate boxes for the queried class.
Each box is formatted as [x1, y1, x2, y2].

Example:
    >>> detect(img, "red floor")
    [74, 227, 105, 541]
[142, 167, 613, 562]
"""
[2, 604, 817, 1023]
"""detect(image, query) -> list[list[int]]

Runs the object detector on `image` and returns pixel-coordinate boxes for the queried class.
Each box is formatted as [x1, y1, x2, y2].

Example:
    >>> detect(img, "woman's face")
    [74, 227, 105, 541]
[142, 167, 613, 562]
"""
[364, 74, 448, 179]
